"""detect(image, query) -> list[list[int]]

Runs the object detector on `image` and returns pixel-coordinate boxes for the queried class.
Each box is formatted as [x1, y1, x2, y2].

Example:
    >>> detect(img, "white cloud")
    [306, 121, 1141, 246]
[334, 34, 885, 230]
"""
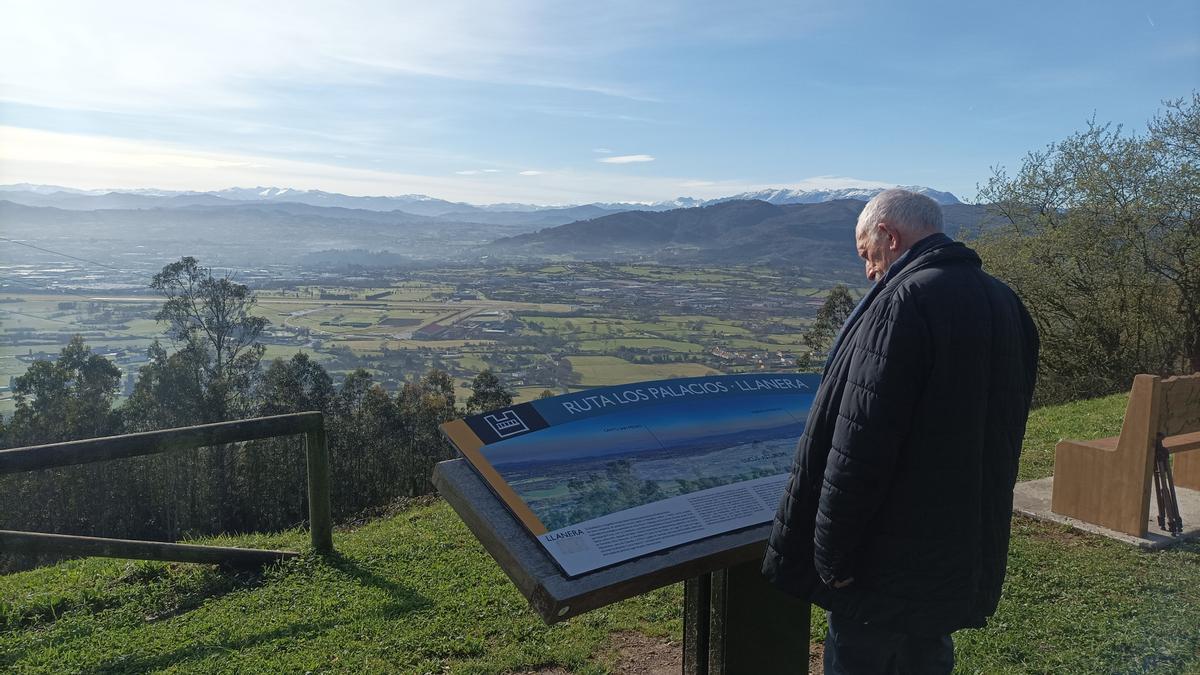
[455, 170, 482, 175]
[592, 148, 614, 154]
[0, 126, 908, 206]
[0, 1, 681, 114]
[0, 126, 760, 204]
[598, 154, 655, 164]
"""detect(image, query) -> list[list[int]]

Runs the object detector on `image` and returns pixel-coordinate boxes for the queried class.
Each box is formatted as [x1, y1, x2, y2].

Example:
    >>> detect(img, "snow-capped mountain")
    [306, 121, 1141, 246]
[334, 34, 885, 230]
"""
[205, 187, 476, 216]
[709, 185, 960, 206]
[0, 181, 961, 214]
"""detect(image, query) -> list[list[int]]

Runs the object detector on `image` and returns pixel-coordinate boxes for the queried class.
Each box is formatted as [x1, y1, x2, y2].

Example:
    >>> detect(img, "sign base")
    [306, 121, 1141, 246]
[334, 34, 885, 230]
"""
[685, 561, 811, 675]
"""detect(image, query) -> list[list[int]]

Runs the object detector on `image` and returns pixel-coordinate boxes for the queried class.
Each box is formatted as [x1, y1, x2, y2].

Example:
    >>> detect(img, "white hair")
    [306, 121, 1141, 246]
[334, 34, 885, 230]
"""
[855, 189, 944, 242]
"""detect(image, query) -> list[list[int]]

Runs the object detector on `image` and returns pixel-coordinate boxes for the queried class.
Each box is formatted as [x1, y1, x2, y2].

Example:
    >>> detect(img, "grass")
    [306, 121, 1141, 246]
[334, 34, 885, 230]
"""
[952, 517, 1200, 673]
[1016, 391, 1129, 482]
[1, 503, 681, 674]
[2, 393, 1198, 673]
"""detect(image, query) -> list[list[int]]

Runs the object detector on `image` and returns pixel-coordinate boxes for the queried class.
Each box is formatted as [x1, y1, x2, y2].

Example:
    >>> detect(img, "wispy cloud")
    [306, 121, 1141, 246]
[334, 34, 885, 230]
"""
[598, 154, 654, 164]
[593, 148, 613, 154]
[454, 169, 500, 175]
[519, 170, 543, 176]
[0, 126, 767, 204]
[516, 105, 661, 124]
[0, 1, 669, 114]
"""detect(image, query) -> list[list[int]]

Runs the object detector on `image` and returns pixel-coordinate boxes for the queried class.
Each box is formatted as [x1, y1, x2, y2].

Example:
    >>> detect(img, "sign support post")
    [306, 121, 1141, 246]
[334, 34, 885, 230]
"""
[684, 562, 810, 675]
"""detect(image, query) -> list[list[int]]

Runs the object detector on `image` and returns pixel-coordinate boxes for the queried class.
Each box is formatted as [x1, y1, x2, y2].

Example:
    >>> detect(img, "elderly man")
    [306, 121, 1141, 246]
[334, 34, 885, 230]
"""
[763, 189, 1039, 674]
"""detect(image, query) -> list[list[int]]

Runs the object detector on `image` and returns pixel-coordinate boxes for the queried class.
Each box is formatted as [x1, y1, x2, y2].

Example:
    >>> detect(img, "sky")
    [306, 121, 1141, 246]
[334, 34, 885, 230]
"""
[1, 0, 1196, 205]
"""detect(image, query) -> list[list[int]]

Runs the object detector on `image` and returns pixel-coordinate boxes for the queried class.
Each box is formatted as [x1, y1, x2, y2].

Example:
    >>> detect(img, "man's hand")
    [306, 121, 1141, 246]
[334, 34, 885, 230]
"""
[830, 577, 855, 589]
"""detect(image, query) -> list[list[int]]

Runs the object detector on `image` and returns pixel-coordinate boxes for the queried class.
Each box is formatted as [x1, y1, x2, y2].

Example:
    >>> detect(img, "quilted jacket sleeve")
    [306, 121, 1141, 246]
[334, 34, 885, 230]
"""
[812, 290, 931, 584]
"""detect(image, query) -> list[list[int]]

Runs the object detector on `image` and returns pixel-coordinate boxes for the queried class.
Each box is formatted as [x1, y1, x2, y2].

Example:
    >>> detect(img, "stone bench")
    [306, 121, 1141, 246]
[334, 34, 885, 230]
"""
[1052, 373, 1200, 537]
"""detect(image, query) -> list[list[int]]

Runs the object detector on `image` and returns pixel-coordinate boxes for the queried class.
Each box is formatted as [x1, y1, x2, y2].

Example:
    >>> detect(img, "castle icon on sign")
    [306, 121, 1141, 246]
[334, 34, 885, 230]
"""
[484, 410, 529, 438]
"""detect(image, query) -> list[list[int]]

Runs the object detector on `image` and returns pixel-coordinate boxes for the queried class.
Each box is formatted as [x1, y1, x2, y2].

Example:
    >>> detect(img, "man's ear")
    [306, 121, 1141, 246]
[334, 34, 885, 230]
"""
[878, 222, 901, 251]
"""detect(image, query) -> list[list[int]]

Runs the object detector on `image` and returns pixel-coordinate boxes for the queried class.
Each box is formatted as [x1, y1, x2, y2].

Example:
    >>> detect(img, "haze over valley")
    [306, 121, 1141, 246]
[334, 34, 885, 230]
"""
[2, 177, 966, 413]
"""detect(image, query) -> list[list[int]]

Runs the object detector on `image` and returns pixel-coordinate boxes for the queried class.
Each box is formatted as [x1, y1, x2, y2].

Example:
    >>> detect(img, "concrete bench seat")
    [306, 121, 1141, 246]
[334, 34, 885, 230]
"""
[1052, 373, 1200, 537]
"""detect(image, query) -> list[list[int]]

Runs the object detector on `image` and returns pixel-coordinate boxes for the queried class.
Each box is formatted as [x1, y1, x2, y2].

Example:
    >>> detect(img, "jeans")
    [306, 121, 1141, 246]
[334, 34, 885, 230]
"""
[823, 611, 954, 675]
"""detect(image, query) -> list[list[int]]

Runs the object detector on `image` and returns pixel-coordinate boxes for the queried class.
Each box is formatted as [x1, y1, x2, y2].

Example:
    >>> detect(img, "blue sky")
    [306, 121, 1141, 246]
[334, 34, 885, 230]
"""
[1, 0, 1196, 204]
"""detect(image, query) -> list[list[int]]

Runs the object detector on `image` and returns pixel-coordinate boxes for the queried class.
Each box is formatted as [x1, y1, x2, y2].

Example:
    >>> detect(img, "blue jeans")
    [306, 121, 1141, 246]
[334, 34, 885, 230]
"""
[824, 611, 954, 675]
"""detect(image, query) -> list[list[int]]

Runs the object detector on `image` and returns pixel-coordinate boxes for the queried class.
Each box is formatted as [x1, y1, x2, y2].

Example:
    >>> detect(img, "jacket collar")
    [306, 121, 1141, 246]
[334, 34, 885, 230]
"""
[878, 232, 967, 286]
[821, 233, 974, 373]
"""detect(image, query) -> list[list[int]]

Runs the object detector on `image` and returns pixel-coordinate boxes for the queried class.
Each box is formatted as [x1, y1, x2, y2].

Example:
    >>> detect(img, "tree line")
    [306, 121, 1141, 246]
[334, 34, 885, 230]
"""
[0, 258, 514, 571]
[976, 93, 1198, 404]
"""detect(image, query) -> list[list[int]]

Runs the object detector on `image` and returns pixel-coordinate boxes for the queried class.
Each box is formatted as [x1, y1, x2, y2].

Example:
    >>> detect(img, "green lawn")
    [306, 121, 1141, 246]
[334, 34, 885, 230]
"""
[0, 502, 680, 674]
[2, 393, 1198, 673]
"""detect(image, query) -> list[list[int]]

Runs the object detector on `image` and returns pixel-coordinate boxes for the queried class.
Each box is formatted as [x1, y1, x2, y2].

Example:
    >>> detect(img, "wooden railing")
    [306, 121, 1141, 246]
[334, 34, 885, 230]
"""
[0, 412, 333, 567]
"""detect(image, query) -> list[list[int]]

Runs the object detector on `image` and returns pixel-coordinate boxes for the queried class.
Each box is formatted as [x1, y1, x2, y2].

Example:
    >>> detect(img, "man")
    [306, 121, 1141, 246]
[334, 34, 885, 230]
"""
[763, 189, 1039, 674]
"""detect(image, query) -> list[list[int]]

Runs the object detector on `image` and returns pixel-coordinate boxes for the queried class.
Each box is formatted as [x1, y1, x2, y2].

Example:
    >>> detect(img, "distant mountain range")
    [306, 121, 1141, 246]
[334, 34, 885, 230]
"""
[0, 182, 982, 274]
[0, 182, 962, 219]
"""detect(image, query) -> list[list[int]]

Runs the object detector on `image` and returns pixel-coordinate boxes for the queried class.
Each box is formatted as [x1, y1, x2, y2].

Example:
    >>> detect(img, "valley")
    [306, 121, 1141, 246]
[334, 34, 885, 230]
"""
[0, 261, 858, 414]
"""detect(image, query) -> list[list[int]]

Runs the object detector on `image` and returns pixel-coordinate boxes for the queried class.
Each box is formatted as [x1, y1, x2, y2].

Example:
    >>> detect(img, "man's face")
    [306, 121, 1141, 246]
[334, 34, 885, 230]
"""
[856, 225, 895, 282]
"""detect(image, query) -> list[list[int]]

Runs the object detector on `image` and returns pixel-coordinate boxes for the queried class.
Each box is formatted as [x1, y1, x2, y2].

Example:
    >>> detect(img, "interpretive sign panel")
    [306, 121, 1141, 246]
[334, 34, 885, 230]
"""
[441, 373, 819, 577]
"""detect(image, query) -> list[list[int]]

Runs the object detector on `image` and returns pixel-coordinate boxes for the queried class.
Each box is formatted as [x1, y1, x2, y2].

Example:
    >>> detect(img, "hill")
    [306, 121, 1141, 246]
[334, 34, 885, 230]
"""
[486, 199, 989, 268]
[2, 392, 1197, 673]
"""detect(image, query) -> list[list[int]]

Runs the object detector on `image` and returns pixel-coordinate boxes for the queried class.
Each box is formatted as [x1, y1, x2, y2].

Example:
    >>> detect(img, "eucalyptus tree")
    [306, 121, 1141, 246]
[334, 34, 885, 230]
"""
[150, 256, 268, 423]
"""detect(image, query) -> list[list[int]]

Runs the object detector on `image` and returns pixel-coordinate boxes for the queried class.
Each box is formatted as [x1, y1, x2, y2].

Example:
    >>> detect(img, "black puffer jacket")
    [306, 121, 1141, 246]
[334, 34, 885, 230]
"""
[762, 233, 1038, 636]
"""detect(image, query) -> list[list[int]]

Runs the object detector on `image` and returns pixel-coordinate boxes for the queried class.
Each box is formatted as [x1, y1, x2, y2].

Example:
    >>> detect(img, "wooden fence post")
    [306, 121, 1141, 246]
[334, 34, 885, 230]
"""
[305, 425, 334, 554]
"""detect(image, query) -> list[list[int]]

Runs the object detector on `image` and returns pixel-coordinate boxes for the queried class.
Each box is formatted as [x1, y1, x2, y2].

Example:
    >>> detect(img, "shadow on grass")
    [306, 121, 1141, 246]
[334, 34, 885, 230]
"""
[323, 552, 434, 618]
[2, 562, 266, 634]
[86, 554, 432, 673]
[1, 563, 280, 670]
[91, 620, 340, 673]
